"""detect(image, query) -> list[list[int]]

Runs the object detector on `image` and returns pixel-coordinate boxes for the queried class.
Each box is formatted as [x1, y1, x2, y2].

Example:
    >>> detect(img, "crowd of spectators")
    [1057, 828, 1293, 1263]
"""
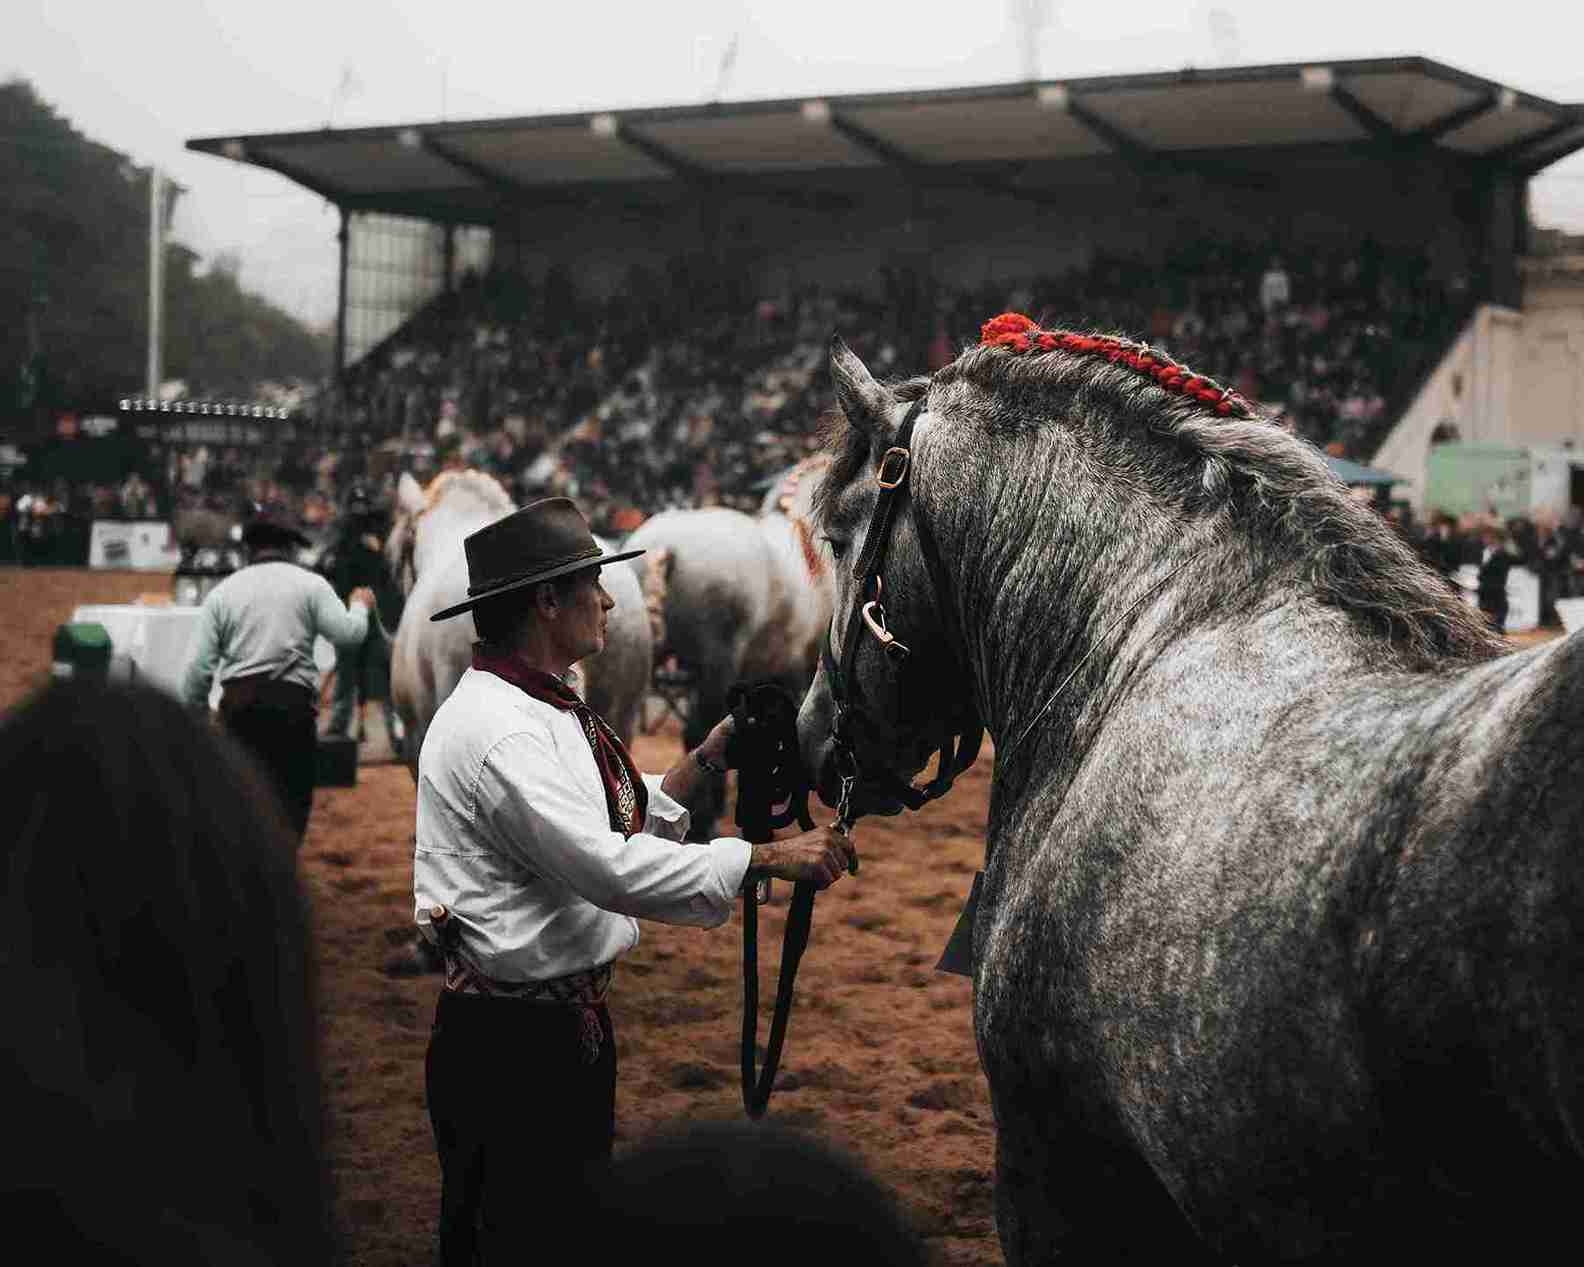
[0, 234, 1495, 560]
[327, 235, 1464, 530]
[1391, 504, 1584, 629]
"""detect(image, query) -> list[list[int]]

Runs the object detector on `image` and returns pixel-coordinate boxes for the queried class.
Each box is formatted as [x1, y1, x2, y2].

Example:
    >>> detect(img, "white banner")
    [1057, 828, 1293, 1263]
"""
[88, 520, 182, 572]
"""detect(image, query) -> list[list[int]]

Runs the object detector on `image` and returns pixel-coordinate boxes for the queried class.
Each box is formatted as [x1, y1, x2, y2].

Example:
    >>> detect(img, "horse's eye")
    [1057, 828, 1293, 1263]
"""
[823, 536, 848, 561]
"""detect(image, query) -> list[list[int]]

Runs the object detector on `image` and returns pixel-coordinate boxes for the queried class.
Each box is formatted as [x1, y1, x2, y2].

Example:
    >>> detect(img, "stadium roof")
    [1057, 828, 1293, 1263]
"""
[189, 56, 1584, 225]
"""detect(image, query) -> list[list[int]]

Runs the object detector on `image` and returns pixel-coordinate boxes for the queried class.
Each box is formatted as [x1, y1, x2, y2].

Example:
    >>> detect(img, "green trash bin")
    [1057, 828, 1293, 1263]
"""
[53, 622, 113, 681]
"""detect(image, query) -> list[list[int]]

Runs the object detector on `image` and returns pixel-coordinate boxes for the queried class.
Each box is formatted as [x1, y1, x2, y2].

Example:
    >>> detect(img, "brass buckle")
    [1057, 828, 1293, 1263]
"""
[861, 600, 911, 662]
[876, 446, 910, 490]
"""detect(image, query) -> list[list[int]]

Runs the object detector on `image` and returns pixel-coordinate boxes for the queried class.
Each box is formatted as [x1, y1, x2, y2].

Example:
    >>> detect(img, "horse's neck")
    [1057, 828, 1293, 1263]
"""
[416, 503, 507, 578]
[931, 434, 1214, 777]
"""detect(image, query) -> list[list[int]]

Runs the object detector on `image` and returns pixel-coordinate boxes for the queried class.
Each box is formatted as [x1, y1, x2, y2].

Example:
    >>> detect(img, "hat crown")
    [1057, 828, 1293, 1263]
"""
[463, 497, 602, 598]
[429, 496, 645, 622]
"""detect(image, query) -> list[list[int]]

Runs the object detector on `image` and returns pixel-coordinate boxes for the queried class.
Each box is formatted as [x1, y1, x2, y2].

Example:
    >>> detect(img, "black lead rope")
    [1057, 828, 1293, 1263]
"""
[726, 680, 817, 1119]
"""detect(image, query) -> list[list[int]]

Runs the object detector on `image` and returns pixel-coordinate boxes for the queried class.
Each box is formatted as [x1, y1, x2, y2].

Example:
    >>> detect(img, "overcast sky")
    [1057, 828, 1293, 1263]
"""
[9, 0, 1584, 329]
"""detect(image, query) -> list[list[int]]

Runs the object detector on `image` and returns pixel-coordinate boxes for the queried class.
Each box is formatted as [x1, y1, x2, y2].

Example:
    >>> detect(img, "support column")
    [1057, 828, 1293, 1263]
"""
[334, 207, 350, 416]
[1487, 172, 1522, 309]
[146, 167, 164, 398]
[443, 222, 457, 293]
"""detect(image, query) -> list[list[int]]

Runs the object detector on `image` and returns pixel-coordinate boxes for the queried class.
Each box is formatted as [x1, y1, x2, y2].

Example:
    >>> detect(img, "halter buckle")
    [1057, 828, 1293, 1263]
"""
[861, 600, 911, 662]
[876, 446, 910, 490]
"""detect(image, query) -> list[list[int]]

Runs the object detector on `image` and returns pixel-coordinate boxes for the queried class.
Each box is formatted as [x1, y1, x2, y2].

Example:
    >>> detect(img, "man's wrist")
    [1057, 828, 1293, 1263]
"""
[693, 748, 726, 776]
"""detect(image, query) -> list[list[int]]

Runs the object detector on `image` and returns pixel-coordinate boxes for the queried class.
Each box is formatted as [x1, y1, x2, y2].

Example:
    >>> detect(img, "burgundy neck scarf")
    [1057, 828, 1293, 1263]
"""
[472, 647, 647, 836]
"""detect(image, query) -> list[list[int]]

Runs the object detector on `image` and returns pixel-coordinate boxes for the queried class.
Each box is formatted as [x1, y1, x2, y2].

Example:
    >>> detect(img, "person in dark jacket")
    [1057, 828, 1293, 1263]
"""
[1417, 511, 1464, 591]
[323, 483, 403, 754]
[1475, 519, 1520, 635]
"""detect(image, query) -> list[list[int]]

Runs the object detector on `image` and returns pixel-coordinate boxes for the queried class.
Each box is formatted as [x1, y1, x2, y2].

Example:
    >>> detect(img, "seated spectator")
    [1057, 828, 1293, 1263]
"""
[0, 678, 332, 1264]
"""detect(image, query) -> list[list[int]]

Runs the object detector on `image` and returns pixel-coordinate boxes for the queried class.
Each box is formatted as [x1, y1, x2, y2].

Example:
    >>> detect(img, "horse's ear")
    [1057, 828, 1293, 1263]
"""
[830, 335, 891, 439]
[397, 472, 426, 517]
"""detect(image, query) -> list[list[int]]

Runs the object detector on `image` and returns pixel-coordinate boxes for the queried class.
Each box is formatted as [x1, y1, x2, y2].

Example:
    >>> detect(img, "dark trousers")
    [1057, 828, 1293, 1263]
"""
[220, 684, 317, 842]
[426, 989, 616, 1266]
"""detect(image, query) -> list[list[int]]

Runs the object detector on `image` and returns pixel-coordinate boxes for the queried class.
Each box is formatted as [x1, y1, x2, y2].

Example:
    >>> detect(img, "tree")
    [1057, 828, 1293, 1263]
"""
[0, 78, 329, 431]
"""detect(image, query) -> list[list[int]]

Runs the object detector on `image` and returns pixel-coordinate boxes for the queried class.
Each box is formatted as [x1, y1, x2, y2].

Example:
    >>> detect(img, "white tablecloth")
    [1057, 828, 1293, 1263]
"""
[69, 604, 336, 704]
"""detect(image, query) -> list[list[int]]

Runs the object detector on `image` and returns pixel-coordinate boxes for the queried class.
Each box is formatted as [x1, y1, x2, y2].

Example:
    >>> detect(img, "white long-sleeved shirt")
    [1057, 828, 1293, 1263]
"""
[414, 666, 753, 983]
[181, 561, 369, 708]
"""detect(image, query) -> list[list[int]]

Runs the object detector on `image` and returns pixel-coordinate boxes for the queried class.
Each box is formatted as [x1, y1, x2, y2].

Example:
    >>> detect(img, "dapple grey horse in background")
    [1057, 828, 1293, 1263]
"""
[798, 324, 1584, 1264]
[622, 454, 834, 838]
[386, 470, 651, 779]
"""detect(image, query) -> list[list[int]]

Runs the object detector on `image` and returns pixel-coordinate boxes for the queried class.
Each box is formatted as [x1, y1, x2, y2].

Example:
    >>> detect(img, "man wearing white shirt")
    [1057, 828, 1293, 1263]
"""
[416, 496, 855, 1266]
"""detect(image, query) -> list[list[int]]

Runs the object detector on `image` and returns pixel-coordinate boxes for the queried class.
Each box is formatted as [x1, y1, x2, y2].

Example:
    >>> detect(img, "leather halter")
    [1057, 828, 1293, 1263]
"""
[822, 395, 984, 825]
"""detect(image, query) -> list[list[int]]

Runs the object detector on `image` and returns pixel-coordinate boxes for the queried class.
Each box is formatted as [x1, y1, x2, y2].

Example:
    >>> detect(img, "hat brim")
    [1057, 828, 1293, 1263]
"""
[243, 524, 311, 549]
[430, 546, 646, 622]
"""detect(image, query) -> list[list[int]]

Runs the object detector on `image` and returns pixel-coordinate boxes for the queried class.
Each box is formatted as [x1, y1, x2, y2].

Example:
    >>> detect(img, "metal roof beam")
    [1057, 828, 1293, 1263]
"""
[417, 133, 528, 197]
[821, 110, 1065, 210]
[1410, 93, 1499, 144]
[1329, 83, 1401, 144]
[1516, 121, 1584, 177]
[608, 122, 714, 184]
[228, 148, 345, 205]
[826, 111, 924, 171]
[1064, 95, 1153, 162]
[1496, 117, 1584, 170]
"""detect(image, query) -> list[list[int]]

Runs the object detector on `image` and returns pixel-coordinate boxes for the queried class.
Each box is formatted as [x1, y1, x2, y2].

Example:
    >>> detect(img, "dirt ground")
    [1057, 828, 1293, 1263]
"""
[4, 567, 1565, 1266]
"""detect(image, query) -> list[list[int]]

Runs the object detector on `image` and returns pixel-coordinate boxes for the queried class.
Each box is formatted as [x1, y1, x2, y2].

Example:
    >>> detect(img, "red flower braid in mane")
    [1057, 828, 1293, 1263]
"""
[978, 312, 1255, 418]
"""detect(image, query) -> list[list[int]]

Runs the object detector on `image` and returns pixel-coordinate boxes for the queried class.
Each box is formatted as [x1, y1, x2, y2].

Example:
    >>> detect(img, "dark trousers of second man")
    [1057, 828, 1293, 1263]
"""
[426, 989, 616, 1265]
[219, 676, 317, 842]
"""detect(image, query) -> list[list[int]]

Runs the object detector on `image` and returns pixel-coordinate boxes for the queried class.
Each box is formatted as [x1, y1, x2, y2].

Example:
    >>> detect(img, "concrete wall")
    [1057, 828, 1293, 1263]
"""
[1512, 256, 1584, 447]
[1372, 257, 1584, 512]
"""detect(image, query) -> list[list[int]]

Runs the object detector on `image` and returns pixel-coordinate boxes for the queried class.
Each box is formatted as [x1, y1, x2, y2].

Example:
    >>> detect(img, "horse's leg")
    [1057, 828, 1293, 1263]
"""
[989, 1091, 1223, 1266]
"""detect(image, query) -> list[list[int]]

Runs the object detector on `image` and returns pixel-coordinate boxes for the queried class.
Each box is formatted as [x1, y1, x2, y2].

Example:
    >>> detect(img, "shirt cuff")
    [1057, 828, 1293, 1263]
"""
[705, 837, 754, 906]
[641, 772, 690, 842]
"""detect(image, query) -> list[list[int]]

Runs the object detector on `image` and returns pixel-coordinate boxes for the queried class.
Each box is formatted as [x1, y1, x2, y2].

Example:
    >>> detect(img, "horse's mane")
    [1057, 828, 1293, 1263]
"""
[817, 336, 1504, 668]
[420, 469, 515, 518]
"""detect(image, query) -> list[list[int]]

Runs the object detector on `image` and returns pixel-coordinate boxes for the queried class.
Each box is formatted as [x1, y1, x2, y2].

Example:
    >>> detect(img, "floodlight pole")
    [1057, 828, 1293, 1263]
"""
[146, 166, 164, 399]
[334, 206, 350, 416]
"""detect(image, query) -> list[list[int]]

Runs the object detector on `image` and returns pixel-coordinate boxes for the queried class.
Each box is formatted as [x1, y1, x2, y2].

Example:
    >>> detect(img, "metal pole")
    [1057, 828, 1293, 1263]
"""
[146, 166, 164, 398]
[334, 206, 350, 416]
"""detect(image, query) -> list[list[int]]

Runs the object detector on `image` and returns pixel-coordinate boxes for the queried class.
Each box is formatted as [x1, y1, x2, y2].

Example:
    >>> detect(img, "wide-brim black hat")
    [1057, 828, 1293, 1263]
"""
[241, 508, 310, 550]
[430, 496, 644, 622]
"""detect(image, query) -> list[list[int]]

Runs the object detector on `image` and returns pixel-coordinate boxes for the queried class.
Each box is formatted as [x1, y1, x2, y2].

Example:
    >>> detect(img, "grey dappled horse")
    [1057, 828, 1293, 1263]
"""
[386, 471, 651, 778]
[622, 457, 834, 838]
[797, 323, 1584, 1264]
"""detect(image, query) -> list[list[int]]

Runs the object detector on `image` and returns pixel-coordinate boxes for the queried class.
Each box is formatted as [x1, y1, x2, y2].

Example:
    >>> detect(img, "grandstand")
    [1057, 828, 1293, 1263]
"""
[186, 56, 1584, 524]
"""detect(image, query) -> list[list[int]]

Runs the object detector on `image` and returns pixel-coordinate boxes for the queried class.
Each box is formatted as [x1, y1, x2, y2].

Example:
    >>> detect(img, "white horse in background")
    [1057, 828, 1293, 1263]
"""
[386, 470, 652, 778]
[622, 453, 835, 836]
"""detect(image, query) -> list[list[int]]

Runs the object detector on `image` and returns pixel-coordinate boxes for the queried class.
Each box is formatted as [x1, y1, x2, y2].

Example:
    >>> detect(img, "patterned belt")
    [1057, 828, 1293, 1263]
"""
[442, 956, 613, 1064]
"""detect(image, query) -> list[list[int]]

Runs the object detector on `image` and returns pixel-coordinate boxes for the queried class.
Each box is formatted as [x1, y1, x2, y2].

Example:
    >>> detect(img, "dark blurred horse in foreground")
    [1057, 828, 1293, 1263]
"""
[798, 319, 1584, 1263]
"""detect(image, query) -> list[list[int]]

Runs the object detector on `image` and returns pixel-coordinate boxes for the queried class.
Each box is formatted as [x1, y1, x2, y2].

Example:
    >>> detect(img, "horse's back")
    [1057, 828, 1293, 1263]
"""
[622, 508, 777, 662]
